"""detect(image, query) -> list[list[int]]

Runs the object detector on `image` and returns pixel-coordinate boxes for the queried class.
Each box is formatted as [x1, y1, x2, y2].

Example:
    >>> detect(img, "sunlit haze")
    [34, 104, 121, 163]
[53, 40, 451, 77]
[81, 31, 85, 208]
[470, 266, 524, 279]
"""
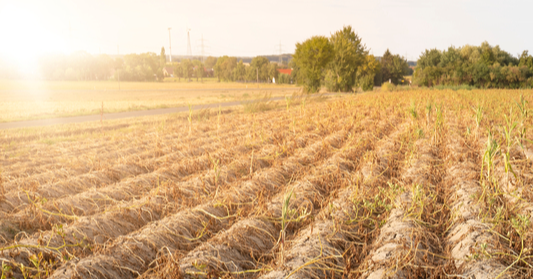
[0, 0, 532, 75]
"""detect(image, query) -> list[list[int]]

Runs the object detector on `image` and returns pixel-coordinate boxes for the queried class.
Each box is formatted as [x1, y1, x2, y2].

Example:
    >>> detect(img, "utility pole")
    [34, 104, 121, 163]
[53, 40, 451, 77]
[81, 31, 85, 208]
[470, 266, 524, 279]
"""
[168, 28, 172, 63]
[196, 35, 210, 62]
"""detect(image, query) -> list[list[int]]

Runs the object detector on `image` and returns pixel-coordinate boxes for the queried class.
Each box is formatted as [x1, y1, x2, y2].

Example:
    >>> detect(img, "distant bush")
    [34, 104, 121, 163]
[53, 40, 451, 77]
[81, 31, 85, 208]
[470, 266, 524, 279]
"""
[381, 82, 396, 92]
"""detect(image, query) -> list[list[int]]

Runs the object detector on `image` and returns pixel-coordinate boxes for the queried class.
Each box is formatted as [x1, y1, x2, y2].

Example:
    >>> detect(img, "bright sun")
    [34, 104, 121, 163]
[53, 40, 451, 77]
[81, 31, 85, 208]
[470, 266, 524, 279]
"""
[0, 4, 70, 75]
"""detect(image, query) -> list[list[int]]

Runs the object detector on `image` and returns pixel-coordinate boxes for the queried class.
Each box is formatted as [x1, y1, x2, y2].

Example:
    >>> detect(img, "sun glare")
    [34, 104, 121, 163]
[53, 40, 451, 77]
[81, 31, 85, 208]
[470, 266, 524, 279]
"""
[0, 4, 70, 75]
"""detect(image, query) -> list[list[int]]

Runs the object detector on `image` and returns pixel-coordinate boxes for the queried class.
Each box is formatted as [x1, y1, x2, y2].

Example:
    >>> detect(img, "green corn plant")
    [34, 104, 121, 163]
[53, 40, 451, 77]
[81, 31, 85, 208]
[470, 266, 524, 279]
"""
[416, 128, 424, 138]
[502, 112, 518, 179]
[1, 263, 12, 279]
[285, 96, 291, 114]
[1, 223, 86, 278]
[409, 101, 418, 119]
[407, 184, 424, 220]
[292, 118, 296, 135]
[435, 104, 443, 129]
[433, 104, 443, 144]
[515, 94, 529, 119]
[515, 94, 529, 141]
[495, 214, 531, 279]
[473, 105, 483, 129]
[425, 101, 433, 125]
[481, 131, 499, 182]
[259, 127, 265, 144]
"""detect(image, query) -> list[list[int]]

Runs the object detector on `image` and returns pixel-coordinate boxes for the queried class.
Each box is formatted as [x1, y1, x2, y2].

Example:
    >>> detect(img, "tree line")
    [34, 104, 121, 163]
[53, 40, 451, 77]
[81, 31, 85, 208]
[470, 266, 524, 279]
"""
[36, 48, 293, 83]
[39, 50, 168, 82]
[414, 42, 533, 89]
[291, 26, 411, 93]
[212, 56, 288, 83]
[24, 30, 533, 90]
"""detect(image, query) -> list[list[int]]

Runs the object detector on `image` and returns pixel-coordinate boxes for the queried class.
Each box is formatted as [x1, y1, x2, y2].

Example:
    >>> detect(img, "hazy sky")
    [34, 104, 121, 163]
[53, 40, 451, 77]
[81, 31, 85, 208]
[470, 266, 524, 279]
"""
[0, 0, 531, 68]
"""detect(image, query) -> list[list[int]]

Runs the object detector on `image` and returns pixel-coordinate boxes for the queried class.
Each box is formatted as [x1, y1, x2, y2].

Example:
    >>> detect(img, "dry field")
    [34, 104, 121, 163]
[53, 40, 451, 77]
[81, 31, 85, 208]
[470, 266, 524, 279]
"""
[1, 89, 533, 278]
[0, 80, 297, 123]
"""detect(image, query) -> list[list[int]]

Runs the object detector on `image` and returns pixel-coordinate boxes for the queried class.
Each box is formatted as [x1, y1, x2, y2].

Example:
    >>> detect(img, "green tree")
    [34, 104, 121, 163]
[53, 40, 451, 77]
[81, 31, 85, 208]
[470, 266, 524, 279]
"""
[181, 59, 193, 81]
[246, 66, 256, 82]
[519, 51, 533, 73]
[160, 47, 166, 69]
[268, 63, 279, 82]
[176, 65, 183, 81]
[193, 60, 204, 82]
[214, 56, 237, 81]
[156, 68, 164, 81]
[381, 49, 409, 85]
[233, 60, 246, 82]
[326, 26, 367, 92]
[205, 56, 217, 70]
[289, 59, 299, 85]
[356, 54, 381, 91]
[293, 36, 334, 93]
[414, 42, 529, 88]
[251, 56, 270, 82]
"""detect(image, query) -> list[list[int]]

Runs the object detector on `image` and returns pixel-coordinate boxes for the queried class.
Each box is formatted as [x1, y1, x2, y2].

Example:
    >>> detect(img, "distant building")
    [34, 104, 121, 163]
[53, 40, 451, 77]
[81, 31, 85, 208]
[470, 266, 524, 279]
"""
[277, 68, 292, 75]
[163, 66, 174, 77]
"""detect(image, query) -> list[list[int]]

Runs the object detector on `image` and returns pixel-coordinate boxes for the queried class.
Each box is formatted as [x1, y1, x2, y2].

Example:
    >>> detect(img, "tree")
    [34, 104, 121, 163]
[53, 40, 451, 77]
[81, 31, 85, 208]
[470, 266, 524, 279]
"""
[174, 63, 183, 81]
[293, 36, 334, 93]
[380, 49, 409, 85]
[156, 68, 164, 81]
[233, 60, 246, 82]
[289, 59, 299, 85]
[213, 55, 229, 82]
[246, 66, 256, 82]
[193, 60, 204, 82]
[214, 56, 237, 81]
[519, 51, 533, 75]
[205, 56, 217, 69]
[268, 63, 279, 82]
[181, 59, 193, 81]
[326, 26, 367, 92]
[414, 42, 529, 88]
[356, 54, 381, 91]
[160, 47, 166, 69]
[251, 56, 270, 82]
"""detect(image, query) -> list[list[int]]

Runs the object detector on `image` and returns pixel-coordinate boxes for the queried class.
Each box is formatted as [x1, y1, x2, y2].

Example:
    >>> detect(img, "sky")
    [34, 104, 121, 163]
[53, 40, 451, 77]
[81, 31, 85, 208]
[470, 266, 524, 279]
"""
[0, 0, 532, 73]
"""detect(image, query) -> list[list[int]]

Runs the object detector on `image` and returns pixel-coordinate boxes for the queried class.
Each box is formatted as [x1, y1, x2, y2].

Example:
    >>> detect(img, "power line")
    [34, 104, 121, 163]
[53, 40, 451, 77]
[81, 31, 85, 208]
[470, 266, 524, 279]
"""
[196, 35, 210, 62]
[272, 41, 284, 64]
